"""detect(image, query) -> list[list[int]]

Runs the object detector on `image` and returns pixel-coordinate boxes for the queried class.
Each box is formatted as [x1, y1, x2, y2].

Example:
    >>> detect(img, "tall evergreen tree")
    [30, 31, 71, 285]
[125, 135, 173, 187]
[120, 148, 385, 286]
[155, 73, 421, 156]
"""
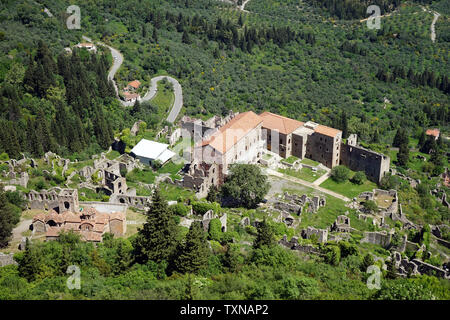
[253, 220, 275, 249]
[418, 130, 426, 150]
[372, 128, 380, 143]
[131, 99, 141, 115]
[393, 128, 408, 148]
[132, 188, 179, 265]
[397, 144, 409, 167]
[0, 188, 19, 248]
[17, 238, 42, 282]
[182, 30, 192, 44]
[175, 221, 210, 274]
[152, 28, 158, 43]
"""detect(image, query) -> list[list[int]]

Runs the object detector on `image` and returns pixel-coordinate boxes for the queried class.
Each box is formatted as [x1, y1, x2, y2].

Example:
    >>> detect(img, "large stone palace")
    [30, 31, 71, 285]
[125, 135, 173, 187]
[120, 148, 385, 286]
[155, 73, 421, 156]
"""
[184, 111, 390, 197]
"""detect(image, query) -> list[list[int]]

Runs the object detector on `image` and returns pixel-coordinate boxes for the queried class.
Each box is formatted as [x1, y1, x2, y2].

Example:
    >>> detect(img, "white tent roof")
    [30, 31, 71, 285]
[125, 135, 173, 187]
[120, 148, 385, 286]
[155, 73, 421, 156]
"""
[130, 139, 174, 162]
[157, 149, 176, 163]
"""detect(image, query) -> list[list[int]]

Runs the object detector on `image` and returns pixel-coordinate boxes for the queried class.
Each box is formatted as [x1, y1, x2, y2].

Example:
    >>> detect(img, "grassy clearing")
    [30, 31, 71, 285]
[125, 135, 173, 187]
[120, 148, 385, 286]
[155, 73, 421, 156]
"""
[126, 168, 157, 184]
[300, 158, 320, 166]
[320, 177, 377, 199]
[278, 167, 326, 183]
[284, 155, 299, 164]
[157, 161, 184, 180]
[151, 81, 175, 116]
[159, 182, 195, 201]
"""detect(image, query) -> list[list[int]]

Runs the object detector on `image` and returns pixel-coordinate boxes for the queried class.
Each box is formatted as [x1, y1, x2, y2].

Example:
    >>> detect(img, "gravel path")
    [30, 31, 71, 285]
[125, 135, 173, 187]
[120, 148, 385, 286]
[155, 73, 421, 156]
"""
[266, 169, 351, 202]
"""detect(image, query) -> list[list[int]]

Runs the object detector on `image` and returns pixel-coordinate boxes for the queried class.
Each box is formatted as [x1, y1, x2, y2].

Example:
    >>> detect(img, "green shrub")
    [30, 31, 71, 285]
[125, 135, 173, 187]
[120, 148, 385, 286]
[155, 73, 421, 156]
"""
[0, 152, 9, 161]
[208, 218, 222, 242]
[323, 245, 341, 266]
[192, 201, 220, 215]
[351, 171, 366, 185]
[171, 203, 189, 216]
[363, 200, 378, 213]
[338, 241, 359, 258]
[330, 165, 350, 183]
[245, 225, 257, 236]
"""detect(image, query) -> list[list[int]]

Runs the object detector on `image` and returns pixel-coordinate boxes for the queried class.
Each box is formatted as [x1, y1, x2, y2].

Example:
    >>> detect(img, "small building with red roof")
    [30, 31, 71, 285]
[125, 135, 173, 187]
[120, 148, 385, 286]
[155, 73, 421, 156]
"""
[425, 128, 440, 140]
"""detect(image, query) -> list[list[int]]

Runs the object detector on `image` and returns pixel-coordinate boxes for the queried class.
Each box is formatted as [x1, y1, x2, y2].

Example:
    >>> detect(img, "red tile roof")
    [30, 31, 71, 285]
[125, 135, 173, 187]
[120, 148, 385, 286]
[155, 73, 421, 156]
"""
[314, 125, 342, 138]
[260, 112, 304, 135]
[426, 128, 440, 138]
[127, 80, 141, 89]
[199, 111, 262, 154]
[123, 92, 139, 101]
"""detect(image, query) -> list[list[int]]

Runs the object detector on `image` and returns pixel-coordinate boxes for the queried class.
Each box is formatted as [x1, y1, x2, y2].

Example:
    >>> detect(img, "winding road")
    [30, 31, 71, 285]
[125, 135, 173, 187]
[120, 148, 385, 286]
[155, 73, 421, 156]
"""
[239, 0, 251, 12]
[430, 11, 440, 43]
[82, 36, 183, 123]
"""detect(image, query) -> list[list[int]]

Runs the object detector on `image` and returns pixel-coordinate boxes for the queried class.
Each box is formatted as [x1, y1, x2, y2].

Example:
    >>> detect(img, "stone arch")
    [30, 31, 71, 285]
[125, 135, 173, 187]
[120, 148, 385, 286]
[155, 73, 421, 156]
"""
[47, 220, 57, 227]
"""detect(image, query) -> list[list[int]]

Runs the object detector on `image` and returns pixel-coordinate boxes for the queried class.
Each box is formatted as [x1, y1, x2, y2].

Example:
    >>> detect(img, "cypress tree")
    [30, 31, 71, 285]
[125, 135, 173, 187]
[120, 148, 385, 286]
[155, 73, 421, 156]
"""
[386, 258, 398, 279]
[18, 238, 42, 282]
[372, 128, 380, 143]
[397, 144, 409, 167]
[0, 188, 19, 248]
[418, 130, 426, 149]
[0, 121, 21, 159]
[182, 30, 192, 44]
[152, 28, 158, 43]
[175, 221, 210, 274]
[360, 253, 375, 272]
[393, 128, 408, 148]
[253, 220, 275, 249]
[132, 188, 178, 265]
[131, 100, 141, 115]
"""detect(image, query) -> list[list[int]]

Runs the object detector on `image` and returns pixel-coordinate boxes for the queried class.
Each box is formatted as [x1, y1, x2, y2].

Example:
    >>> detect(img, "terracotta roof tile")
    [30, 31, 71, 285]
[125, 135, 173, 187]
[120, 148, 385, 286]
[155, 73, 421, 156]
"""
[80, 231, 103, 242]
[123, 92, 139, 100]
[46, 227, 62, 237]
[260, 112, 304, 135]
[199, 111, 262, 154]
[426, 128, 440, 137]
[314, 125, 341, 138]
[127, 80, 141, 89]
[61, 211, 81, 223]
[32, 213, 45, 222]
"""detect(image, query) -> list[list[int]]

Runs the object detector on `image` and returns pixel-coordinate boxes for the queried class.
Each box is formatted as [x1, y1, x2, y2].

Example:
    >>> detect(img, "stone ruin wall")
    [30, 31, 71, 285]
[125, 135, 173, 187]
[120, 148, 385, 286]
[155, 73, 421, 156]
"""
[340, 143, 390, 183]
[25, 188, 79, 213]
[360, 231, 392, 248]
[110, 194, 150, 210]
[0, 253, 17, 267]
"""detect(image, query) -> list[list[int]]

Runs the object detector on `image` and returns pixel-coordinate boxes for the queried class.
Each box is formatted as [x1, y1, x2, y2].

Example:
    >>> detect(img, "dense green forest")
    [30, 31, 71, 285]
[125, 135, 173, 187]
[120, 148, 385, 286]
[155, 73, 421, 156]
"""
[0, 0, 448, 160]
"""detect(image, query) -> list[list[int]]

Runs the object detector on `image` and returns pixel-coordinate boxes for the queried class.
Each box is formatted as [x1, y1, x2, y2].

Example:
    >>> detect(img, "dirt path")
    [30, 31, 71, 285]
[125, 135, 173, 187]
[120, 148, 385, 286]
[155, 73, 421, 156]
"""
[266, 169, 351, 202]
[10, 219, 32, 248]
